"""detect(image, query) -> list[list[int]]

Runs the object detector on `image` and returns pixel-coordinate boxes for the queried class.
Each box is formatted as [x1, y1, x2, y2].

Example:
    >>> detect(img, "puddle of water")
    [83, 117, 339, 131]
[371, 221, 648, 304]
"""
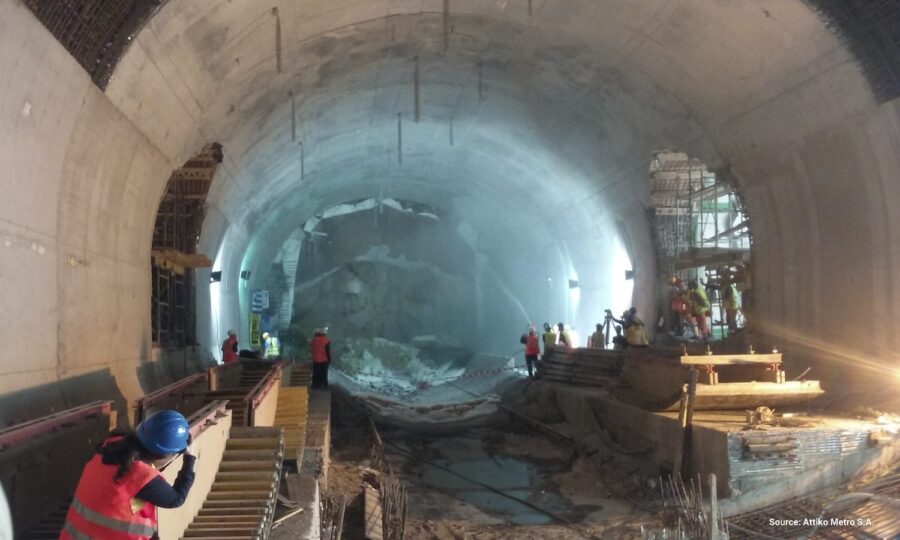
[395, 435, 599, 525]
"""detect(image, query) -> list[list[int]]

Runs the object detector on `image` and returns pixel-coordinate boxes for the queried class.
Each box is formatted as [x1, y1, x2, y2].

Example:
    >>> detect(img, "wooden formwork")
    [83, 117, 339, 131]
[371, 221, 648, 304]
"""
[180, 427, 284, 540]
[273, 386, 309, 462]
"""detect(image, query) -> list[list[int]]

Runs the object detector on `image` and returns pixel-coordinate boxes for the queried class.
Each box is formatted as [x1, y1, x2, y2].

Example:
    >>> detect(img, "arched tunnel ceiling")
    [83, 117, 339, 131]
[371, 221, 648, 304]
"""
[105, 0, 867, 264]
[3, 0, 898, 415]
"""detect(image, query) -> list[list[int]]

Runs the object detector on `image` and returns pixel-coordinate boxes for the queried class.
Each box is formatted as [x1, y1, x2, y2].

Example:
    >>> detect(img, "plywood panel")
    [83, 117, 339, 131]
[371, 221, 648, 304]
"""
[252, 384, 279, 427]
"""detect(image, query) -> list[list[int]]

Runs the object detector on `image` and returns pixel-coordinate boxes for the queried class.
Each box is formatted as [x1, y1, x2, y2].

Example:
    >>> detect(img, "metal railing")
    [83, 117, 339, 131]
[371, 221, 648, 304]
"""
[0, 401, 111, 450]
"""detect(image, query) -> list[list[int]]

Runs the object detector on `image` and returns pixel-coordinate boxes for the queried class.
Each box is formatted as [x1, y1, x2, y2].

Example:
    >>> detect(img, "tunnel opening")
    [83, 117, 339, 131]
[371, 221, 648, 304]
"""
[649, 150, 753, 343]
[260, 196, 542, 406]
[150, 143, 223, 349]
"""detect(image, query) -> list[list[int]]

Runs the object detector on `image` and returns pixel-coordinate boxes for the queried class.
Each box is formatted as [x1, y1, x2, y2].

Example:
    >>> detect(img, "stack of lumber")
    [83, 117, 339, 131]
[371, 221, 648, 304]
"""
[273, 386, 309, 462]
[180, 427, 284, 539]
[536, 347, 625, 386]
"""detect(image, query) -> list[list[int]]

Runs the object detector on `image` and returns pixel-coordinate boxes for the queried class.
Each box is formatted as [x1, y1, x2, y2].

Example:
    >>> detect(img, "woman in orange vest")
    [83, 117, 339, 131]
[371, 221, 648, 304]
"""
[519, 324, 541, 378]
[309, 327, 332, 388]
[221, 330, 238, 365]
[60, 410, 195, 540]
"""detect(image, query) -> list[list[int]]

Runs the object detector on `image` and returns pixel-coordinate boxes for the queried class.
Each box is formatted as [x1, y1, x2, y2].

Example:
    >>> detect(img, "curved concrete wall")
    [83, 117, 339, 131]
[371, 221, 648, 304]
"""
[1, 0, 898, 420]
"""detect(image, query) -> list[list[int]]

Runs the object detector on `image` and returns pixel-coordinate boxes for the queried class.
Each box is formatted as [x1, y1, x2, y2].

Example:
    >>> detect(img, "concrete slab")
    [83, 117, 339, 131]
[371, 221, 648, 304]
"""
[278, 474, 320, 540]
[546, 382, 900, 516]
[301, 390, 331, 490]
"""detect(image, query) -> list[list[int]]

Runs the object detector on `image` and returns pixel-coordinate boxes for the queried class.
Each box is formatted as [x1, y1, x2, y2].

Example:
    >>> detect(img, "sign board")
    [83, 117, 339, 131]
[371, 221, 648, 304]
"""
[251, 289, 269, 312]
[249, 314, 261, 347]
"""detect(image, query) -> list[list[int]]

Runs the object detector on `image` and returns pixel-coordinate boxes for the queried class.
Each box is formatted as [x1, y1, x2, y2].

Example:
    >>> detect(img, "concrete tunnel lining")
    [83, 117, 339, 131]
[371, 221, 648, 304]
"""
[0, 0, 899, 421]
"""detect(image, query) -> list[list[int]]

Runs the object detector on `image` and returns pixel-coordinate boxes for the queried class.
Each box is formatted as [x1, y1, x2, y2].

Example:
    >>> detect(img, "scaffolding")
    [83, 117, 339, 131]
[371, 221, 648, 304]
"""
[649, 151, 751, 339]
[151, 144, 222, 346]
[21, 0, 166, 89]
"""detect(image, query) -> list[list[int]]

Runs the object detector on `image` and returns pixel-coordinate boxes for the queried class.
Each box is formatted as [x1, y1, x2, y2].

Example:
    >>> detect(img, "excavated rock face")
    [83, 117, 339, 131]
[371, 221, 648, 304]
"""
[287, 203, 485, 358]
[290, 259, 476, 347]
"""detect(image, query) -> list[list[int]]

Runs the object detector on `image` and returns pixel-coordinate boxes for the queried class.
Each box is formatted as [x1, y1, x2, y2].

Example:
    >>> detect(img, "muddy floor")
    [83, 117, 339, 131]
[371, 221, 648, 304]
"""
[274, 385, 665, 539]
[382, 427, 660, 539]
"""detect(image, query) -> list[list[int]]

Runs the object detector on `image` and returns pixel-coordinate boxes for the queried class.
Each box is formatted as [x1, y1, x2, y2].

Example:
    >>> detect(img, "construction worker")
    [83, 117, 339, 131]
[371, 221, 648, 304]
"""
[611, 325, 629, 350]
[688, 280, 712, 340]
[60, 410, 195, 540]
[261, 331, 281, 360]
[541, 323, 556, 355]
[556, 323, 572, 349]
[221, 330, 238, 365]
[680, 285, 697, 339]
[310, 328, 331, 388]
[519, 324, 540, 378]
[613, 307, 650, 347]
[669, 277, 689, 336]
[588, 323, 605, 349]
[722, 281, 742, 332]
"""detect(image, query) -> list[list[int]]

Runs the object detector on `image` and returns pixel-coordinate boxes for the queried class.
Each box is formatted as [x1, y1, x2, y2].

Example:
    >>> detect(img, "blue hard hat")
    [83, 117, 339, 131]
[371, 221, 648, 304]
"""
[135, 410, 189, 455]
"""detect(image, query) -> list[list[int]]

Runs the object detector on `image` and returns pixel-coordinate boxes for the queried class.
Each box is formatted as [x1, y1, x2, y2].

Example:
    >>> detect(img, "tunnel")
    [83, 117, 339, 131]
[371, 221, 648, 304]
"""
[1, 0, 899, 538]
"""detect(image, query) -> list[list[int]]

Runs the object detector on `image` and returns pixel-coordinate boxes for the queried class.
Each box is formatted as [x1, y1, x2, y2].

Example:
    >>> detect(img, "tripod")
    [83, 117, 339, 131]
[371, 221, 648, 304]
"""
[601, 312, 614, 348]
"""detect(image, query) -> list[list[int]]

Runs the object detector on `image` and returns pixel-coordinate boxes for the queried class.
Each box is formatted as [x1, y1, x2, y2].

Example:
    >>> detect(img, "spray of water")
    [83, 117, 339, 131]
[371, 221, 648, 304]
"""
[484, 266, 532, 324]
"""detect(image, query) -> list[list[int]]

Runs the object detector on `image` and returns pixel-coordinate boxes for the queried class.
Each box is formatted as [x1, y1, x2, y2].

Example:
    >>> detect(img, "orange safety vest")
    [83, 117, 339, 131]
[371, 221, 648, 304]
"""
[524, 334, 540, 355]
[310, 335, 331, 363]
[60, 442, 160, 540]
[222, 336, 238, 364]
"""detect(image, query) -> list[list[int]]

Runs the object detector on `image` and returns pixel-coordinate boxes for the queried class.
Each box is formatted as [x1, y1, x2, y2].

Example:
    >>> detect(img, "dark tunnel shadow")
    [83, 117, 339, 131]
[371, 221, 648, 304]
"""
[135, 345, 216, 402]
[0, 368, 127, 429]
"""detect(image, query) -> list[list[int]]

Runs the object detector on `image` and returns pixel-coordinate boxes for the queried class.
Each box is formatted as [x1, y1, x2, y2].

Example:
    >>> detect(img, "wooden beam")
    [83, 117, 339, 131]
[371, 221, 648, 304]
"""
[680, 353, 781, 366]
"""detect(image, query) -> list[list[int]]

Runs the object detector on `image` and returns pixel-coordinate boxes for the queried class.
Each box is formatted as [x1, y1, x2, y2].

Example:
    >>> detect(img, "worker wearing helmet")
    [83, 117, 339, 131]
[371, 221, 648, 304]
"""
[221, 330, 238, 365]
[556, 323, 572, 349]
[519, 325, 541, 378]
[688, 280, 712, 340]
[309, 327, 332, 388]
[541, 323, 556, 356]
[261, 331, 281, 360]
[60, 410, 195, 540]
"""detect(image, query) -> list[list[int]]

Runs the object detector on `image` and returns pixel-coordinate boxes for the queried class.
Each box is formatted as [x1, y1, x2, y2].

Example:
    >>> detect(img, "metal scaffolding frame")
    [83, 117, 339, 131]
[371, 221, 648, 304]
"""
[650, 151, 752, 339]
[21, 0, 168, 89]
[150, 144, 221, 347]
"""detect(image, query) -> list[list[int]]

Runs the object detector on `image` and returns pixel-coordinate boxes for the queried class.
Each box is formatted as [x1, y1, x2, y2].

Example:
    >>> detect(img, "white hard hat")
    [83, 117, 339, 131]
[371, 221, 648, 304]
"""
[262, 332, 270, 339]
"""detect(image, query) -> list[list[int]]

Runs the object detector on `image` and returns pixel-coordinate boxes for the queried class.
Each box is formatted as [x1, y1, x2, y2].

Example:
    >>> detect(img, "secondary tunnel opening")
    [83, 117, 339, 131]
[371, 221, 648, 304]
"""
[231, 186, 638, 404]
[150, 143, 223, 349]
[648, 150, 753, 343]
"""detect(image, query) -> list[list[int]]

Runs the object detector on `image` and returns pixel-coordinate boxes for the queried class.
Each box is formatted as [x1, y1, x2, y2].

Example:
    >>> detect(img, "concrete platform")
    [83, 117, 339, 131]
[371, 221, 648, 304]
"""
[546, 382, 900, 516]
[300, 389, 332, 490]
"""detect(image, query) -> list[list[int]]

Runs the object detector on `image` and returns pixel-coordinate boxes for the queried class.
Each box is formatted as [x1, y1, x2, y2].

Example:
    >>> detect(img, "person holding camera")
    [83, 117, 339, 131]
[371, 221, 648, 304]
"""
[60, 410, 196, 540]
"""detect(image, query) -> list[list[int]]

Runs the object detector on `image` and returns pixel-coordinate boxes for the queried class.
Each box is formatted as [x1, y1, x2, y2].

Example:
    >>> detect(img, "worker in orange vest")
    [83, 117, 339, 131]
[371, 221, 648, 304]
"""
[519, 324, 541, 378]
[309, 327, 332, 388]
[221, 330, 238, 365]
[60, 410, 195, 540]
